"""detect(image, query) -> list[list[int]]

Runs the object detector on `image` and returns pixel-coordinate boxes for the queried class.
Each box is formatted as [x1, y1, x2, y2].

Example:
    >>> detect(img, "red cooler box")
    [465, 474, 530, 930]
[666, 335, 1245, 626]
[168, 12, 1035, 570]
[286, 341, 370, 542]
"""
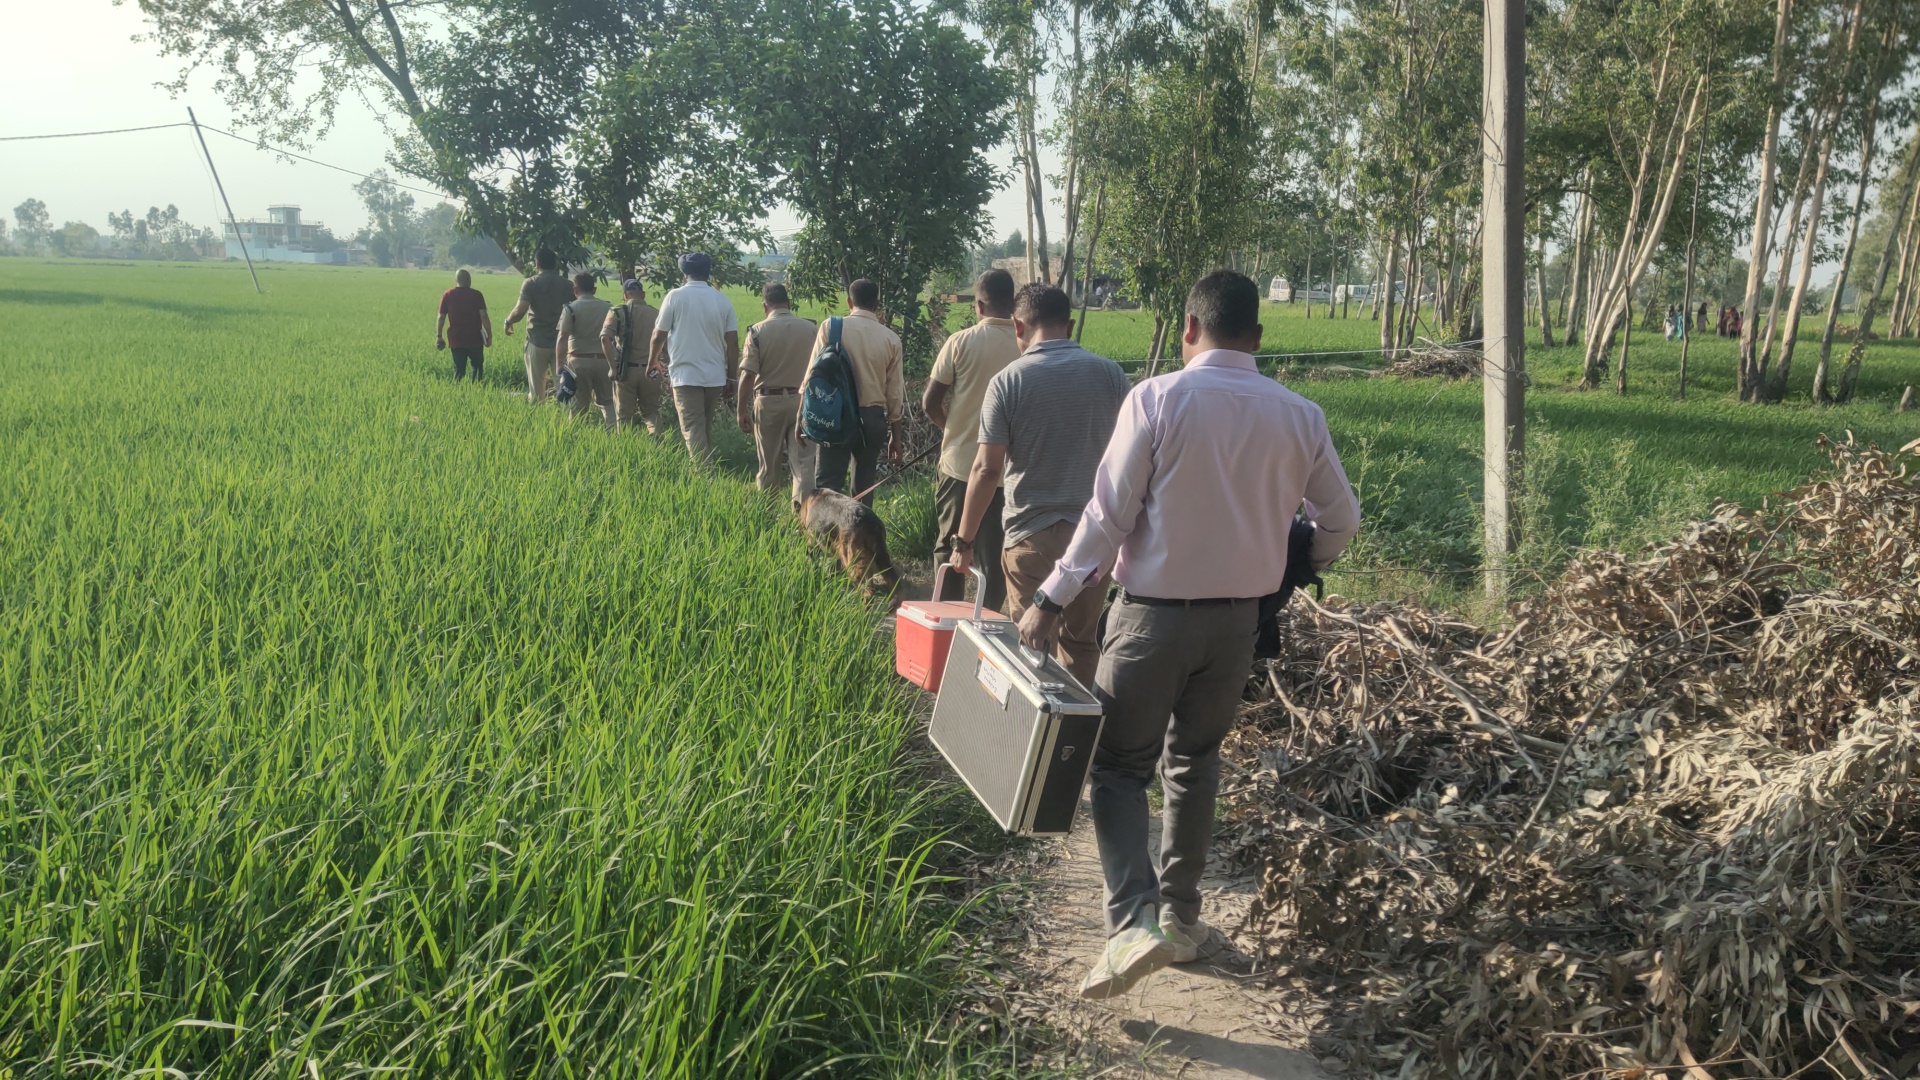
[896, 565, 1007, 691]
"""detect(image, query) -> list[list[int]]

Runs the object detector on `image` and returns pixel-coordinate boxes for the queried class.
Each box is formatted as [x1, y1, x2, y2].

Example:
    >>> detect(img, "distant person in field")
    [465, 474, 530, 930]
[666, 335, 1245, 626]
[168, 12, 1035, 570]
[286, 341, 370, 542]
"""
[651, 252, 740, 469]
[436, 268, 491, 382]
[601, 278, 663, 435]
[924, 268, 1019, 613]
[946, 282, 1129, 685]
[1697, 301, 1710, 334]
[1022, 270, 1359, 1000]
[556, 273, 615, 429]
[503, 248, 574, 403]
[737, 282, 818, 504]
[811, 278, 904, 507]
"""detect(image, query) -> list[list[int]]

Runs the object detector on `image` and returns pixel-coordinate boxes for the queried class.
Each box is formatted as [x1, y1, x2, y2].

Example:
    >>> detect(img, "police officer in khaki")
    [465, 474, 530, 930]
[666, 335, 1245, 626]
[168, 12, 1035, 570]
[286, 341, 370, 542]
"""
[737, 283, 818, 503]
[602, 278, 663, 434]
[555, 273, 615, 428]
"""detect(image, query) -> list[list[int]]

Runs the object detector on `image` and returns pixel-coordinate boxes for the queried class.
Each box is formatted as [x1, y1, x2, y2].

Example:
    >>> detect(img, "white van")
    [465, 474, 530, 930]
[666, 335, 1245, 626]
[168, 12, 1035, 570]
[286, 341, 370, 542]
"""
[1268, 276, 1293, 303]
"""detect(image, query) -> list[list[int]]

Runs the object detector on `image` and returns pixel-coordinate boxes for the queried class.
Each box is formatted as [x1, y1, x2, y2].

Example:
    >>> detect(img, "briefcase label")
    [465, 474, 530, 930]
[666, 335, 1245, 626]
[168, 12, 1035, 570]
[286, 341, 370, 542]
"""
[976, 651, 1012, 707]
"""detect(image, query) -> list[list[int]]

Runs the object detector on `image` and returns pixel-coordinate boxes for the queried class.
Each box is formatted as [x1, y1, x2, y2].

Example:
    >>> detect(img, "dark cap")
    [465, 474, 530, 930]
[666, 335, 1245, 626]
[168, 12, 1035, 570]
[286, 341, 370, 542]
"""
[678, 252, 712, 278]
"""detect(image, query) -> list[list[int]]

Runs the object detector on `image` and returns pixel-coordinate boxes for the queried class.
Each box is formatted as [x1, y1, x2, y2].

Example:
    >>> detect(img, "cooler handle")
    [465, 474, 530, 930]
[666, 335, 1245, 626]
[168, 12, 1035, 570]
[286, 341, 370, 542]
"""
[930, 563, 989, 622]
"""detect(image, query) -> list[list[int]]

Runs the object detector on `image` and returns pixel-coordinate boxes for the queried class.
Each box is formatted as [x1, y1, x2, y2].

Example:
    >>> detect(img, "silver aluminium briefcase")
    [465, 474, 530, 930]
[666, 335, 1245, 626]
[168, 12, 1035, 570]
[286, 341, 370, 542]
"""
[929, 620, 1105, 837]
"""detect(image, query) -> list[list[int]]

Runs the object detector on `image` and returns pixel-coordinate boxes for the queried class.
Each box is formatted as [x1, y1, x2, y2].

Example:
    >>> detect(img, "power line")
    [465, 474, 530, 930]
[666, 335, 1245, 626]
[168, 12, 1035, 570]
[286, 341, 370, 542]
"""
[0, 123, 191, 142]
[0, 118, 458, 203]
[197, 124, 458, 203]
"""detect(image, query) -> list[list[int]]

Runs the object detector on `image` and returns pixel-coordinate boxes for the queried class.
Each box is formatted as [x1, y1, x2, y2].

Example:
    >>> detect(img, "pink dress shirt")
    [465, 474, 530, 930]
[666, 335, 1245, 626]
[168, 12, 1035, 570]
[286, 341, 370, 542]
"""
[1039, 349, 1361, 605]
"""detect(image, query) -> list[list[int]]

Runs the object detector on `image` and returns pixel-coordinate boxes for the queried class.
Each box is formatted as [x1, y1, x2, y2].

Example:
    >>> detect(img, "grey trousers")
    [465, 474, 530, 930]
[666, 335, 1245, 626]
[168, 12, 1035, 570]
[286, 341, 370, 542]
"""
[1090, 596, 1257, 936]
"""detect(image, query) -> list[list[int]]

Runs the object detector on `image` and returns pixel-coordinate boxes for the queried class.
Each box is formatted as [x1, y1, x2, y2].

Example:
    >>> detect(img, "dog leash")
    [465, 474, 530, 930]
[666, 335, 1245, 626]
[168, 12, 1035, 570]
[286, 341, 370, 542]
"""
[850, 440, 940, 504]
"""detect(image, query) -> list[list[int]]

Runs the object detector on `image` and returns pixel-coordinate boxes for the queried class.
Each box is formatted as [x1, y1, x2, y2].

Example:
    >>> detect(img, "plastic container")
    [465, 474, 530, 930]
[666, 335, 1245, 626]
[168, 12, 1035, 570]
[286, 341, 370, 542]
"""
[896, 565, 1007, 691]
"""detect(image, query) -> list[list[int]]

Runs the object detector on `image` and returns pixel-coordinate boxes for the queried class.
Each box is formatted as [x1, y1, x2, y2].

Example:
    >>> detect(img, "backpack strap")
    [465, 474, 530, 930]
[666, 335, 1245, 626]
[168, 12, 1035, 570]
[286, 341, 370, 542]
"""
[828, 316, 842, 349]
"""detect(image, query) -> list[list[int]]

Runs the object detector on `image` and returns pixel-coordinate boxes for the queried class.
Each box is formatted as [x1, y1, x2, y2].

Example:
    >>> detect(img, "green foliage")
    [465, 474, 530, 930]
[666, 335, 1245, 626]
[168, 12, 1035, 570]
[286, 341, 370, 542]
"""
[738, 0, 1014, 367]
[1081, 11, 1259, 339]
[12, 197, 49, 254]
[0, 259, 1029, 1076]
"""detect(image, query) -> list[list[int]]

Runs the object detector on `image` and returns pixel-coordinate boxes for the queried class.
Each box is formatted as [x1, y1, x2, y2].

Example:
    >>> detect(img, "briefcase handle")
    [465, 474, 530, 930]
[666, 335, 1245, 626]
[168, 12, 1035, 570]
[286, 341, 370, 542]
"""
[930, 563, 989, 622]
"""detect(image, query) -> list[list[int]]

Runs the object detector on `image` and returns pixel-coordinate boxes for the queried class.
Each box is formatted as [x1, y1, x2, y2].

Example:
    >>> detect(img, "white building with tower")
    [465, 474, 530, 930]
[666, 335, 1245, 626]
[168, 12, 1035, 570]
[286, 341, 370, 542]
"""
[223, 205, 347, 264]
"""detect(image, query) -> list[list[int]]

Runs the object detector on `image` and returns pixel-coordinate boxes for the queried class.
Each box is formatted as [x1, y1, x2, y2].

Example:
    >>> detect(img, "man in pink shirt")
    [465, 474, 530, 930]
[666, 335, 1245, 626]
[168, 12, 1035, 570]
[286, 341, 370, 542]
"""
[1022, 270, 1360, 999]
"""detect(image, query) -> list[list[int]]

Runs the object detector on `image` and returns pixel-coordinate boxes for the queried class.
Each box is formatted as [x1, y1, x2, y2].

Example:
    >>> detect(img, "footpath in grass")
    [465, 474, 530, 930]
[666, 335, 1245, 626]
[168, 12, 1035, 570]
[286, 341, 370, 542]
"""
[0, 260, 1024, 1076]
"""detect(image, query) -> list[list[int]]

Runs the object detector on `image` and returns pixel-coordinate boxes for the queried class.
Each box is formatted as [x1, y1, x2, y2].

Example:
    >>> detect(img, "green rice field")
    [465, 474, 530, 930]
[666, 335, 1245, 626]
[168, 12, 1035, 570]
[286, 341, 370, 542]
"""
[0, 260, 1017, 1077]
[2, 257, 1917, 1075]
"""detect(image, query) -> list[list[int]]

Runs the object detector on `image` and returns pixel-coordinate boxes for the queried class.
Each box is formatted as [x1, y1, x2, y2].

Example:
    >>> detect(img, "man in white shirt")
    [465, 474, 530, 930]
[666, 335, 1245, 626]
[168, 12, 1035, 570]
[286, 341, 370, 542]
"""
[649, 251, 740, 468]
[1023, 270, 1361, 1000]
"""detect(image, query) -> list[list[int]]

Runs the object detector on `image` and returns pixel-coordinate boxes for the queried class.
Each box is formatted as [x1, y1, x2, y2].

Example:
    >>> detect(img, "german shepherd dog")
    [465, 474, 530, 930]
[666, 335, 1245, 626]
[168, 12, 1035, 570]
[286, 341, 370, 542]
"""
[799, 489, 901, 603]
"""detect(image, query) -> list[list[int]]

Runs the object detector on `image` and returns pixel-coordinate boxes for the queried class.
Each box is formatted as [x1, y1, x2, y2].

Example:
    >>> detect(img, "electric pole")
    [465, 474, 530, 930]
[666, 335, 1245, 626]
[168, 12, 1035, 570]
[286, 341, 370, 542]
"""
[188, 107, 262, 295]
[1481, 0, 1525, 597]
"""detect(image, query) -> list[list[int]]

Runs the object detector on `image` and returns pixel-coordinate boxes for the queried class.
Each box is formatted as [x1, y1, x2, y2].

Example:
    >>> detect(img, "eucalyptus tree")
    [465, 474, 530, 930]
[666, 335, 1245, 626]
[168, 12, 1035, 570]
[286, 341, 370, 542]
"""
[1080, 12, 1261, 365]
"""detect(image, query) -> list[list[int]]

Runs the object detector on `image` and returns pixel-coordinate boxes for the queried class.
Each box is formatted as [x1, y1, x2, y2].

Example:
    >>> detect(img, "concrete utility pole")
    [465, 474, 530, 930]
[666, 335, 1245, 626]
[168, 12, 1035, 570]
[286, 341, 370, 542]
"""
[188, 107, 262, 295]
[1481, 0, 1525, 597]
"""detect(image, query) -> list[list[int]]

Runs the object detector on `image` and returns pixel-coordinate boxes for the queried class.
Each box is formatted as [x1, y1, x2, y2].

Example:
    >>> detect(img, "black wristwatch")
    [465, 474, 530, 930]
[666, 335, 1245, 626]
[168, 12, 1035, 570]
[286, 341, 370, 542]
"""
[950, 534, 974, 554]
[1033, 588, 1064, 614]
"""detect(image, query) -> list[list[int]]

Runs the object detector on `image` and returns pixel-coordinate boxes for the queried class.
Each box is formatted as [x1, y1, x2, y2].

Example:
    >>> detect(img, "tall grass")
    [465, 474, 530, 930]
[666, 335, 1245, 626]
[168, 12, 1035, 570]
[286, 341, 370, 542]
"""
[0, 260, 1019, 1077]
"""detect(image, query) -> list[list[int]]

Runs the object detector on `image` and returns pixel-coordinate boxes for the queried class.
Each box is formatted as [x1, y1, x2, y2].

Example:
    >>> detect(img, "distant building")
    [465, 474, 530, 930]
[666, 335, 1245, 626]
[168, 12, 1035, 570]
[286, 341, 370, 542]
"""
[223, 205, 347, 265]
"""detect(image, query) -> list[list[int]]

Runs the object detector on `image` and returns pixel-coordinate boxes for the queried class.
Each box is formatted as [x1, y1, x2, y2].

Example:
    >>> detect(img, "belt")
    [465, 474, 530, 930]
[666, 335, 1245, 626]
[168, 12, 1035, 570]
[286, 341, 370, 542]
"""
[570, 352, 605, 359]
[757, 386, 800, 396]
[1119, 591, 1253, 607]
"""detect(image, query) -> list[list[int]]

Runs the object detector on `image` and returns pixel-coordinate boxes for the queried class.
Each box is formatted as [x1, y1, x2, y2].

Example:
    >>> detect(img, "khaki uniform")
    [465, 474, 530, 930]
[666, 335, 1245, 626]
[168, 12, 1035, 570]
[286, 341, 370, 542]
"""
[743, 309, 819, 501]
[928, 317, 1019, 611]
[604, 300, 663, 434]
[558, 296, 615, 429]
[810, 309, 904, 503]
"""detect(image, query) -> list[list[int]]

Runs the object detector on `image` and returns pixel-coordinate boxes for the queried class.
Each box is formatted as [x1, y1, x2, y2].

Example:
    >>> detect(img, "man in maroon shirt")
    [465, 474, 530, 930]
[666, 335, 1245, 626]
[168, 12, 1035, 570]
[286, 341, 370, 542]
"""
[437, 269, 492, 381]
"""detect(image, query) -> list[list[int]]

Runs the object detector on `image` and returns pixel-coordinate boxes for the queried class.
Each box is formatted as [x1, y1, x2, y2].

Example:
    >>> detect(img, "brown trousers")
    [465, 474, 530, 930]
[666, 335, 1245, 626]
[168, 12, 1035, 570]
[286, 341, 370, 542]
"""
[1002, 519, 1103, 687]
[613, 363, 663, 434]
[673, 384, 725, 469]
[569, 357, 614, 429]
[752, 393, 815, 502]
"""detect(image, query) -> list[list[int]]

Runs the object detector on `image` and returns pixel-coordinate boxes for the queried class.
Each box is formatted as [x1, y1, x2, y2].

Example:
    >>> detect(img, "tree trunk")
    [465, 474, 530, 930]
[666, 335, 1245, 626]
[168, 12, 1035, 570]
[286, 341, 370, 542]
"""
[1678, 64, 1708, 401]
[1756, 125, 1822, 384]
[1304, 253, 1314, 318]
[1381, 227, 1403, 360]
[1565, 182, 1592, 347]
[1835, 134, 1920, 401]
[1582, 71, 1709, 388]
[1022, 74, 1052, 286]
[1765, 124, 1838, 401]
[1617, 292, 1631, 394]
[1739, 0, 1798, 400]
[1534, 228, 1556, 347]
[1814, 89, 1883, 404]
[1074, 179, 1106, 343]
[1145, 315, 1168, 377]
[1890, 169, 1920, 337]
[1054, 5, 1085, 291]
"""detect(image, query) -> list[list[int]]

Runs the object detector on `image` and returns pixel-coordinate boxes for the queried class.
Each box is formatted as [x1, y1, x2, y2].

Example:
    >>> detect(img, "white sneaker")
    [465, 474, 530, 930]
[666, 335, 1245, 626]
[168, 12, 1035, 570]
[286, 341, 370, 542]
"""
[1159, 907, 1211, 964]
[1080, 906, 1176, 1000]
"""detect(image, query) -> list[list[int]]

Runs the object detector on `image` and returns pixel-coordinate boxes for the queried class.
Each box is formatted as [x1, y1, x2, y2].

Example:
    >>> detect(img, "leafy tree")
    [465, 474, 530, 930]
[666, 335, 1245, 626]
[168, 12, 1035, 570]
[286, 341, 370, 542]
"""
[49, 221, 102, 257]
[737, 0, 1013, 366]
[13, 199, 49, 254]
[1080, 13, 1258, 361]
[355, 172, 418, 268]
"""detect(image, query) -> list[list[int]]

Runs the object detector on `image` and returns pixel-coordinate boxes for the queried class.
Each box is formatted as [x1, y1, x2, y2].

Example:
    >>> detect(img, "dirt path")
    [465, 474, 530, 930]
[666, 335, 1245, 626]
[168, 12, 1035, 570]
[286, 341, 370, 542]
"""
[1006, 798, 1331, 1078]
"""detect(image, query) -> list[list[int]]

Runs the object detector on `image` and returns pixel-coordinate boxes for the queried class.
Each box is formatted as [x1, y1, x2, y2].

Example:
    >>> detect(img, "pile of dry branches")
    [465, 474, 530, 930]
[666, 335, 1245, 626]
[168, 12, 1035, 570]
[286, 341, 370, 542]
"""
[1381, 340, 1483, 379]
[1223, 435, 1920, 1078]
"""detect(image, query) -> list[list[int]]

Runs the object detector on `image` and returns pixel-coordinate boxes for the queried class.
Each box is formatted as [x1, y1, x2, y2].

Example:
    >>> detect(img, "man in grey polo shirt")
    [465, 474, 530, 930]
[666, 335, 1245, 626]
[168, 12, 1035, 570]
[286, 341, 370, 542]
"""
[946, 282, 1130, 685]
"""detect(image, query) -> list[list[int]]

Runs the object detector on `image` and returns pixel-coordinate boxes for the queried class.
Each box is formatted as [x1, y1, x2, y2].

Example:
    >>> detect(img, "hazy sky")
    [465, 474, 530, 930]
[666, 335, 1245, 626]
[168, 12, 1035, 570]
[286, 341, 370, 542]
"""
[1, 1, 1039, 251]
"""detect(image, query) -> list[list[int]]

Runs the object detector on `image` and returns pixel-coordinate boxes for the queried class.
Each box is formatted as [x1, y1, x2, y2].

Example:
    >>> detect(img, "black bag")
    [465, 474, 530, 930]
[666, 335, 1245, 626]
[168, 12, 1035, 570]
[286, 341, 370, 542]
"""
[1254, 518, 1324, 661]
[555, 365, 578, 405]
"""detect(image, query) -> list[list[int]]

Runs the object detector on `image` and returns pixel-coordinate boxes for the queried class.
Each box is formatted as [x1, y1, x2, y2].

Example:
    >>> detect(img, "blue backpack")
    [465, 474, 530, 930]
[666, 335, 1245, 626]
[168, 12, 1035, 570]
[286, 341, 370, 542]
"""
[801, 317, 864, 450]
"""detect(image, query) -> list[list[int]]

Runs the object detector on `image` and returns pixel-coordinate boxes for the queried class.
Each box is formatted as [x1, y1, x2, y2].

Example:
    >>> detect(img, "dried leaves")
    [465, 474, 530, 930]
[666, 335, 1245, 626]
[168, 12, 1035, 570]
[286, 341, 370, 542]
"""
[1222, 435, 1920, 1078]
